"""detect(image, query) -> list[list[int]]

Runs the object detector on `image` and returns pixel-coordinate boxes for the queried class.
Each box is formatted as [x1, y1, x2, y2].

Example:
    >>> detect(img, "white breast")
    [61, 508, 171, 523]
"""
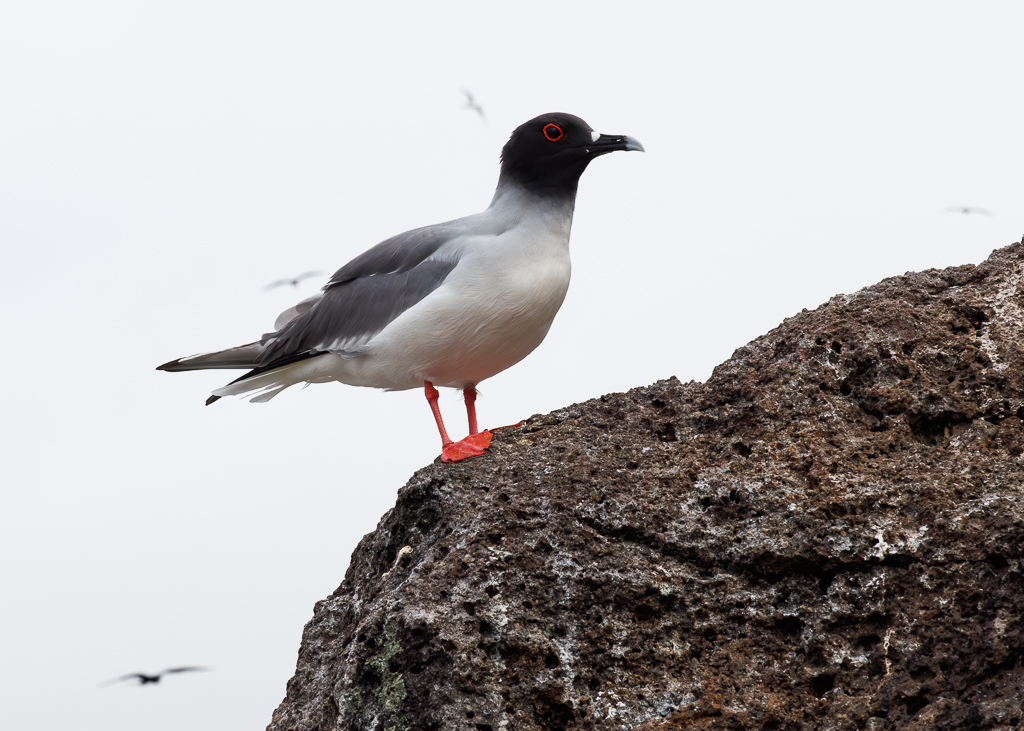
[343, 197, 575, 390]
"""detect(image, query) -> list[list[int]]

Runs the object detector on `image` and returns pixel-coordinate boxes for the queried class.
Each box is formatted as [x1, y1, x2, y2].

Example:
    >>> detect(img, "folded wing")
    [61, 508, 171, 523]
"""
[157, 220, 467, 386]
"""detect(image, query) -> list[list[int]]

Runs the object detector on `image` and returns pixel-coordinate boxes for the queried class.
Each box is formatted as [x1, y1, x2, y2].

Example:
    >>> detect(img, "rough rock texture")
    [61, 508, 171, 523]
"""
[268, 240, 1024, 731]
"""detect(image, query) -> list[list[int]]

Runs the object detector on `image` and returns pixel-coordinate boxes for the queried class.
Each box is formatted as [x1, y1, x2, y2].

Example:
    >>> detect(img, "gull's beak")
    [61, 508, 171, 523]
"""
[585, 133, 645, 155]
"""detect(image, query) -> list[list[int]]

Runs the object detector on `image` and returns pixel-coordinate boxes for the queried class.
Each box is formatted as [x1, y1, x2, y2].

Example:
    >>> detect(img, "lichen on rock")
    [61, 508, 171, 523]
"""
[368, 617, 407, 731]
[268, 238, 1024, 731]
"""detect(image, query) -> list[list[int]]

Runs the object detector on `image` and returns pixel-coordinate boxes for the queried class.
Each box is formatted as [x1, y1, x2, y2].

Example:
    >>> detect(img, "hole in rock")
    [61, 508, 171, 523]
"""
[810, 673, 836, 697]
[731, 442, 752, 458]
[905, 694, 929, 716]
[774, 616, 803, 635]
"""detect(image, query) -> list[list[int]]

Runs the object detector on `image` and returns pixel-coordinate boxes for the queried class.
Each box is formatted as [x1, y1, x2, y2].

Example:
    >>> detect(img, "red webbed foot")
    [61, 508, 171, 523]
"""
[440, 431, 493, 462]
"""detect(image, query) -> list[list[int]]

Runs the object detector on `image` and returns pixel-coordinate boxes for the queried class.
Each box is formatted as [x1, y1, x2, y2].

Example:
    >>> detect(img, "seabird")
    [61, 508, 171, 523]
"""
[263, 270, 325, 291]
[158, 113, 643, 462]
[100, 667, 209, 687]
[942, 205, 993, 217]
[462, 89, 485, 121]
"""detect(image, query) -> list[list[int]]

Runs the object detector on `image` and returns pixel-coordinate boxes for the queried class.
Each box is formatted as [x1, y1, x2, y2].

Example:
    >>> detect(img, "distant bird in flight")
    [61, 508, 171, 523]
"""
[462, 89, 485, 121]
[101, 667, 209, 687]
[263, 271, 325, 291]
[942, 206, 993, 217]
[158, 113, 643, 462]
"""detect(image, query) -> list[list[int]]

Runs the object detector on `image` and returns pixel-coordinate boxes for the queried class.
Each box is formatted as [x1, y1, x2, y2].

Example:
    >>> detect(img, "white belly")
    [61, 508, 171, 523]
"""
[337, 223, 573, 390]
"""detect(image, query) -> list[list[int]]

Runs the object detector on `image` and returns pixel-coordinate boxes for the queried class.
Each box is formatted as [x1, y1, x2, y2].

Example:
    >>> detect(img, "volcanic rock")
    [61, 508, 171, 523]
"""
[268, 239, 1024, 731]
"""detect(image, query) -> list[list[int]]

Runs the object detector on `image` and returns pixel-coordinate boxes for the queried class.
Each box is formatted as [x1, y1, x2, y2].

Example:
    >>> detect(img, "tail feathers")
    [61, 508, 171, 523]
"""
[205, 379, 288, 405]
[210, 370, 297, 404]
[160, 344, 329, 407]
[209, 353, 332, 404]
[157, 342, 265, 372]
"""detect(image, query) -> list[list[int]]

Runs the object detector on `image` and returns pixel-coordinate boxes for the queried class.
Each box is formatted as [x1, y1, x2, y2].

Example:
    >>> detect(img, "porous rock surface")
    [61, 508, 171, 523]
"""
[268, 240, 1024, 731]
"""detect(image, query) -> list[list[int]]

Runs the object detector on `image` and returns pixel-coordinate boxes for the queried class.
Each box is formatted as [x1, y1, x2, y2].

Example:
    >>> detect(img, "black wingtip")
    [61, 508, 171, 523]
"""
[206, 395, 221, 406]
[156, 359, 179, 371]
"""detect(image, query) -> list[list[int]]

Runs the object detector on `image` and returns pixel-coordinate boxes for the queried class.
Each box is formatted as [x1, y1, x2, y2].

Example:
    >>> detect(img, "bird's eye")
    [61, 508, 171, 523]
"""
[542, 124, 564, 142]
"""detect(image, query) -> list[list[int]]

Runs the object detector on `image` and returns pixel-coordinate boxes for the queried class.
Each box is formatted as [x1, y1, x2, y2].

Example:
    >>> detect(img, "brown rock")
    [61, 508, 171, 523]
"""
[268, 239, 1024, 731]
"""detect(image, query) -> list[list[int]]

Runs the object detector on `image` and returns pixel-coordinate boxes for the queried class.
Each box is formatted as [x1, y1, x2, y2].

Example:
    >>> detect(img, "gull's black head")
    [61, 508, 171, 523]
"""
[498, 112, 643, 199]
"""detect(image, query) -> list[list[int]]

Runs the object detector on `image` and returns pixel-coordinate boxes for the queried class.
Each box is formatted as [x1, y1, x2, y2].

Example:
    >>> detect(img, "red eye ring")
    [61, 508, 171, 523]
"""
[542, 123, 564, 142]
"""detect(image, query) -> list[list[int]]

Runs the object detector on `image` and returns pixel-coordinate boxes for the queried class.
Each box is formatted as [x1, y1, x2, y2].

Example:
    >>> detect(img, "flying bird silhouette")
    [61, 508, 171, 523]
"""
[942, 206, 993, 217]
[158, 113, 643, 463]
[263, 271, 325, 291]
[101, 667, 209, 687]
[462, 89, 485, 121]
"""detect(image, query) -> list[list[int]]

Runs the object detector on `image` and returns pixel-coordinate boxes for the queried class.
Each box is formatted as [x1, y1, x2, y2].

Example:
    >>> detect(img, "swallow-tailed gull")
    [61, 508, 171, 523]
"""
[158, 112, 643, 462]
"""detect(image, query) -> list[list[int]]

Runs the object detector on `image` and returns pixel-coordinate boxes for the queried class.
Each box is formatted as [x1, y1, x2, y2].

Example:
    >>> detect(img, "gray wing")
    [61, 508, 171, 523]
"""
[99, 674, 145, 687]
[255, 222, 465, 367]
[273, 293, 322, 330]
[162, 666, 209, 674]
[157, 222, 466, 384]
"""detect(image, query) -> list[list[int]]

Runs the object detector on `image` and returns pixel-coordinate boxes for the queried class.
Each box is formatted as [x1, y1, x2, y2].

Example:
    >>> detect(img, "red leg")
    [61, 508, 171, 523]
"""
[424, 381, 452, 446]
[464, 386, 479, 435]
[424, 381, 492, 463]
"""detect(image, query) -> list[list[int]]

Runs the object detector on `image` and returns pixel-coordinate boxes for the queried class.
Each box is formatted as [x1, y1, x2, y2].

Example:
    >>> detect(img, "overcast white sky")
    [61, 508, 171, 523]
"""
[2, 2, 1022, 729]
